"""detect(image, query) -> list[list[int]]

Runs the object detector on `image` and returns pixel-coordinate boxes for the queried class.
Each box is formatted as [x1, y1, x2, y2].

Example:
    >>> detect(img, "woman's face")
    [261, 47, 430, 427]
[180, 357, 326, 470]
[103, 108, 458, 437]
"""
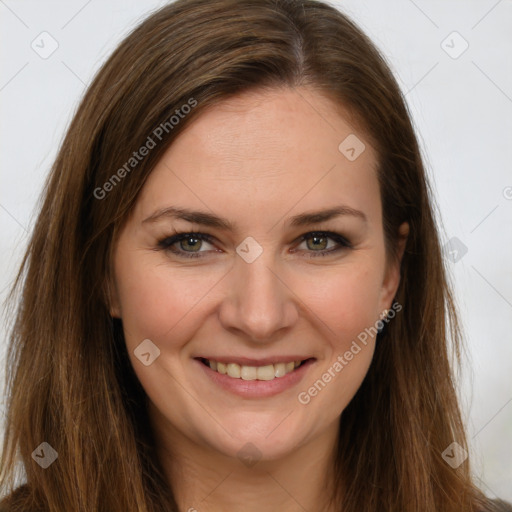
[110, 87, 405, 462]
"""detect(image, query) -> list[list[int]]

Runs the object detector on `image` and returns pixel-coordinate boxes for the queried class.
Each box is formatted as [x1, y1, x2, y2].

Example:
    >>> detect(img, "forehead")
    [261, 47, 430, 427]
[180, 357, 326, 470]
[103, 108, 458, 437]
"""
[132, 87, 381, 230]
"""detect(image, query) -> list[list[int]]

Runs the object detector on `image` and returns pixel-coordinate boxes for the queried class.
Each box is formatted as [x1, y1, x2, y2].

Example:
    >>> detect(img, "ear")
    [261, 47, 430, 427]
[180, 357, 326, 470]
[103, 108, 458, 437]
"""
[103, 273, 122, 318]
[379, 221, 409, 310]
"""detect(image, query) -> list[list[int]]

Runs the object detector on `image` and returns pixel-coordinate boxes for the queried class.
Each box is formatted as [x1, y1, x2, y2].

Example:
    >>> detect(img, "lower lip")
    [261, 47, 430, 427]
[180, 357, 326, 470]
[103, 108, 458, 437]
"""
[194, 358, 315, 398]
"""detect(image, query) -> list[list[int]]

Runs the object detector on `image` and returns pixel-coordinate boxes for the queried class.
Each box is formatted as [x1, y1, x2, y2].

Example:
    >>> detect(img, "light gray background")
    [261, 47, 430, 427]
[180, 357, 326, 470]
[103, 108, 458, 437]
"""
[1, 0, 511, 500]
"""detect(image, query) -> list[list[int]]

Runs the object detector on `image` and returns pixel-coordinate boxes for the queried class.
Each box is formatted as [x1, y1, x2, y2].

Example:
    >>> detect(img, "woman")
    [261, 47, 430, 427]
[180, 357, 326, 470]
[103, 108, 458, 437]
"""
[0, 0, 510, 510]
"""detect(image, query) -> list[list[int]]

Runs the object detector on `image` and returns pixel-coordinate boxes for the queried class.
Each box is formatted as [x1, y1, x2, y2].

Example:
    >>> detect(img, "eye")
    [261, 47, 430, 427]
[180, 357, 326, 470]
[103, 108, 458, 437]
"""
[156, 230, 352, 259]
[157, 232, 217, 259]
[293, 231, 352, 258]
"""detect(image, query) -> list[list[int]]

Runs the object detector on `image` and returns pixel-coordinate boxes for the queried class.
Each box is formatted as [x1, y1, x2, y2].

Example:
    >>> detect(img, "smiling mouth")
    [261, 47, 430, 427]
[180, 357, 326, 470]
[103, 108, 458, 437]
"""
[197, 358, 313, 381]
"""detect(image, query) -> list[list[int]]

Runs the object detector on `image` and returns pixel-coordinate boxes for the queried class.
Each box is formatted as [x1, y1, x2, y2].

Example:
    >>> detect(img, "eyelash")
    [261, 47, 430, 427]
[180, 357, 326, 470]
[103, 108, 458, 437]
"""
[156, 231, 352, 259]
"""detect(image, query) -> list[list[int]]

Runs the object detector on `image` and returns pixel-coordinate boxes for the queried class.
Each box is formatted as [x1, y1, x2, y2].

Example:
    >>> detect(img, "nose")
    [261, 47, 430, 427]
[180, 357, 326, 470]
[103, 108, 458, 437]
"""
[218, 248, 299, 343]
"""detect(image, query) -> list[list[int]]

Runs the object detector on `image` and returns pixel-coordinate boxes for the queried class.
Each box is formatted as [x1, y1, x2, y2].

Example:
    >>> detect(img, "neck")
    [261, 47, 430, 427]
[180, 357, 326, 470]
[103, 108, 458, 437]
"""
[149, 403, 341, 512]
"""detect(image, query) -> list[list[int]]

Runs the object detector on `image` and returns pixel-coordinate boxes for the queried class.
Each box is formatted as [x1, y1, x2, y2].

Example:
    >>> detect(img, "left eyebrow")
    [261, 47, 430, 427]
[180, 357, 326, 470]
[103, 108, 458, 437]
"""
[287, 206, 367, 227]
[142, 205, 367, 231]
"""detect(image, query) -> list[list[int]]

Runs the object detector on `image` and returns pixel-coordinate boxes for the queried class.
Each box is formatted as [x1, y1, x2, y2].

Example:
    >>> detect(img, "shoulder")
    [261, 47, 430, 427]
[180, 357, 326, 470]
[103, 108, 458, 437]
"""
[0, 484, 44, 512]
[484, 498, 512, 512]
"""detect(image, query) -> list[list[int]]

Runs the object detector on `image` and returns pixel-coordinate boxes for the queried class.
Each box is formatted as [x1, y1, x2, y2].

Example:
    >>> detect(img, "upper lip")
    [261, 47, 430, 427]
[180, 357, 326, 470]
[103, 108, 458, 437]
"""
[195, 356, 315, 366]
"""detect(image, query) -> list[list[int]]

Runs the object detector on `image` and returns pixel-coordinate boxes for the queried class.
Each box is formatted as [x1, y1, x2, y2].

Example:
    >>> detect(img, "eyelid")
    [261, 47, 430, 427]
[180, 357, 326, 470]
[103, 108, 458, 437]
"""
[292, 231, 352, 258]
[156, 230, 352, 259]
[157, 232, 217, 258]
[296, 230, 352, 249]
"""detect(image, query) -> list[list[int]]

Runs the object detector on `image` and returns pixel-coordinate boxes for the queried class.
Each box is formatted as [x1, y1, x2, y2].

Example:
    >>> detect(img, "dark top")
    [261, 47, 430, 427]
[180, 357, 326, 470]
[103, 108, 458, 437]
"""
[0, 484, 511, 511]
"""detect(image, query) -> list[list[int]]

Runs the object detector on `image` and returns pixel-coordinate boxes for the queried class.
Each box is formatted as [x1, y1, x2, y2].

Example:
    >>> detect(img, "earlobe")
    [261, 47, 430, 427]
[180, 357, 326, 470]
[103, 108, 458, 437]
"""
[396, 221, 409, 265]
[381, 221, 409, 307]
[110, 303, 121, 318]
[104, 276, 122, 318]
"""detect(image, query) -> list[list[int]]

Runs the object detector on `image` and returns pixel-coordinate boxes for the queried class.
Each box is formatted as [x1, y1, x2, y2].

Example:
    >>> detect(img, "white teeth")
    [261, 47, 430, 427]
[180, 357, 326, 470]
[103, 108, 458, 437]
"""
[227, 363, 241, 378]
[274, 362, 286, 378]
[205, 359, 305, 380]
[241, 366, 257, 380]
[256, 365, 275, 381]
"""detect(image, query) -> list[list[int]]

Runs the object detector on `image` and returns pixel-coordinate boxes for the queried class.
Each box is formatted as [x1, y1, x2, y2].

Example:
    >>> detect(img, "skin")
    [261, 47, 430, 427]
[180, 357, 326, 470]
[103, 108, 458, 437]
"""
[110, 86, 408, 512]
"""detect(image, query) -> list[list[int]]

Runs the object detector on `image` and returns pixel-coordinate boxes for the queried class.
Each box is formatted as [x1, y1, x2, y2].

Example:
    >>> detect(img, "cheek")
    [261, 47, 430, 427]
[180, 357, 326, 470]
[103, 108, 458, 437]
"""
[113, 251, 224, 349]
[292, 261, 383, 343]
[291, 262, 382, 411]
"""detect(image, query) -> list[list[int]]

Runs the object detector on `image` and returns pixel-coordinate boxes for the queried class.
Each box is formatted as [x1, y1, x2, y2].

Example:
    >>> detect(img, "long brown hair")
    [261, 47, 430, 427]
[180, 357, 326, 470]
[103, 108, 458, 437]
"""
[0, 0, 505, 510]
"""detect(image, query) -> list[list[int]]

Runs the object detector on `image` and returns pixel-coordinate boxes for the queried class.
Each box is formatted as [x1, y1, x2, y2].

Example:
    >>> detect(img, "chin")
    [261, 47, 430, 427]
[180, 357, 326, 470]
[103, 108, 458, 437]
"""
[196, 409, 319, 463]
